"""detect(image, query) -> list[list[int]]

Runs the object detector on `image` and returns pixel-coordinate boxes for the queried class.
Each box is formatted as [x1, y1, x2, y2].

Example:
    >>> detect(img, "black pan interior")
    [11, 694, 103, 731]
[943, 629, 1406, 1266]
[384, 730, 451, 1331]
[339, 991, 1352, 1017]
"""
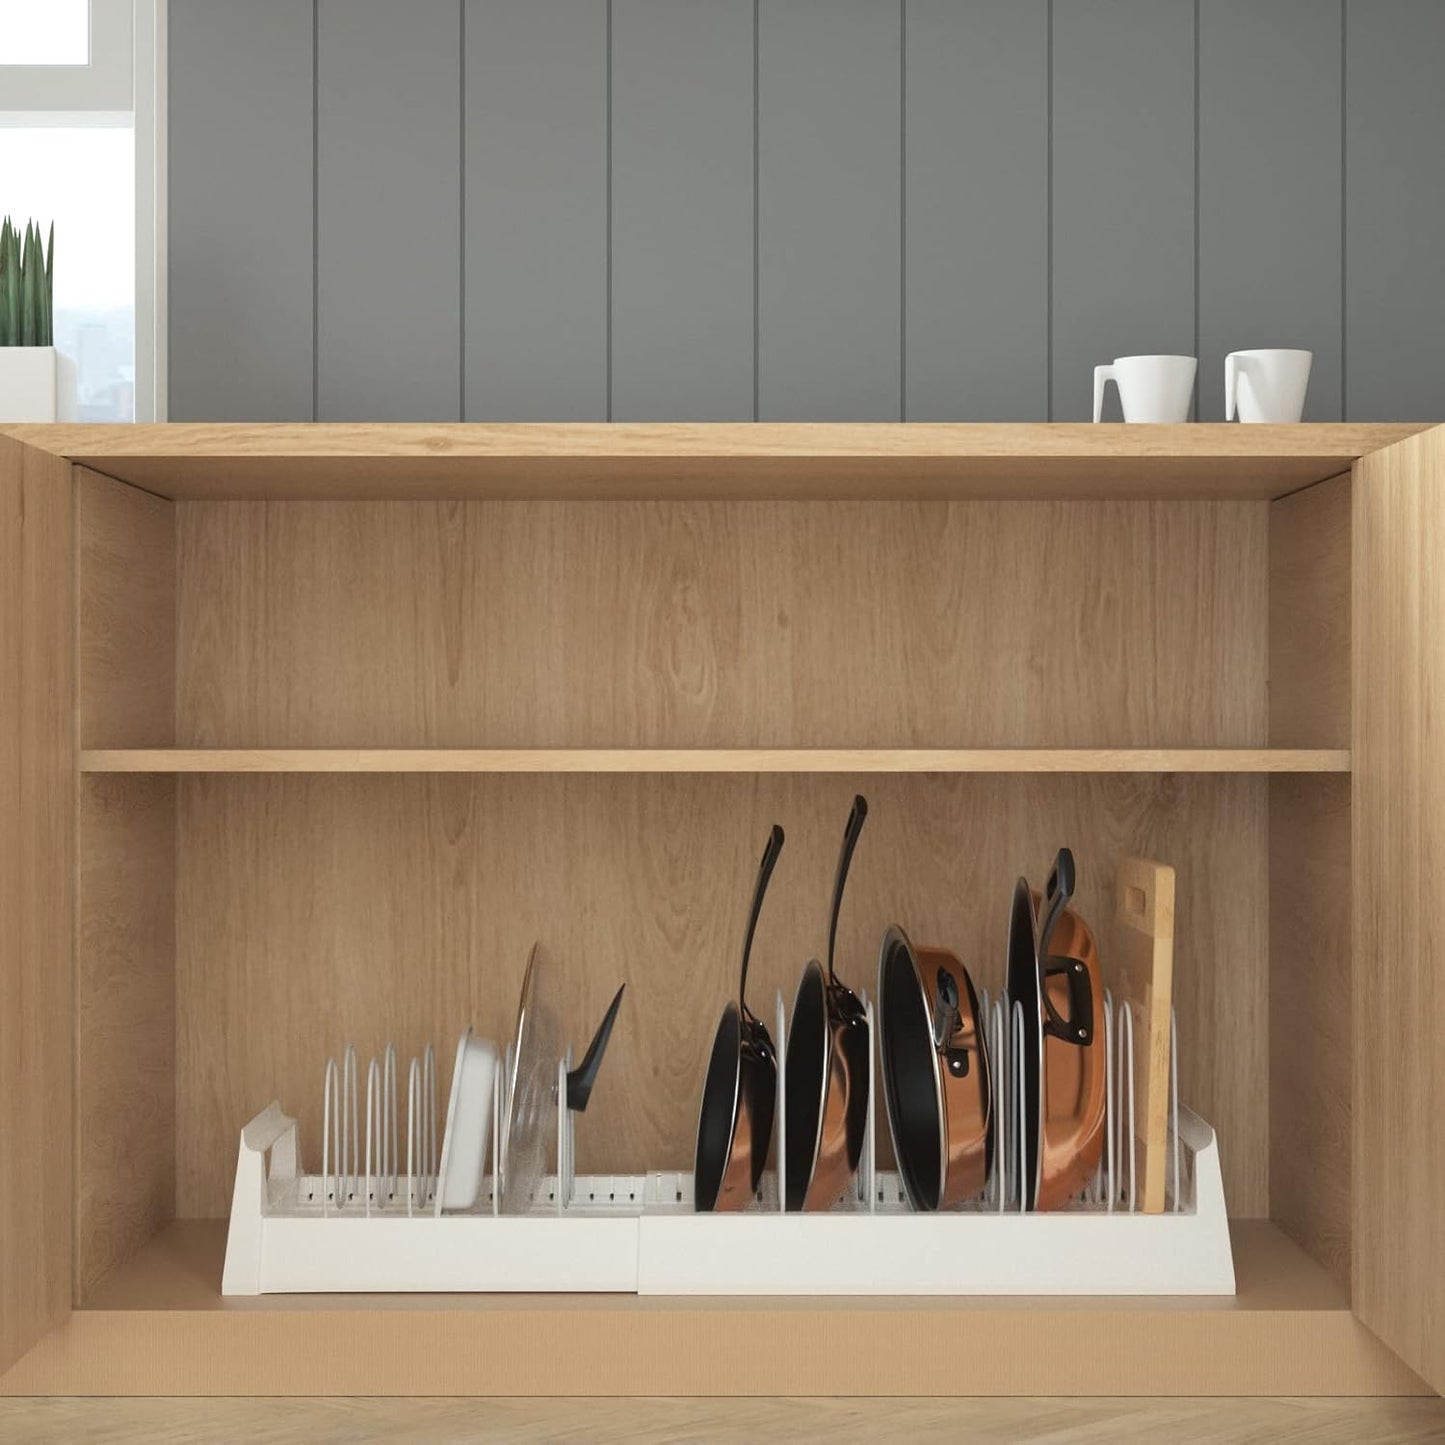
[879, 935, 942, 1212]
[694, 1003, 741, 1212]
[1005, 878, 1042, 1209]
[783, 963, 828, 1210]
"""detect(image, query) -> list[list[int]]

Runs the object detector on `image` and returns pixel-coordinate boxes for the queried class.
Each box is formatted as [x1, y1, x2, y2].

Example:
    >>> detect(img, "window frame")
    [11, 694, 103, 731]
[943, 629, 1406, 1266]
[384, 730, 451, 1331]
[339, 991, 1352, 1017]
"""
[0, 0, 165, 421]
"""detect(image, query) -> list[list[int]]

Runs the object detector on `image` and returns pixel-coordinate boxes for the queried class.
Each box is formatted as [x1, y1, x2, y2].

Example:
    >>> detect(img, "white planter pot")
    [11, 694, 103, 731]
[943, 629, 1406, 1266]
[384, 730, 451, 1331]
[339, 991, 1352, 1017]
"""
[0, 346, 78, 422]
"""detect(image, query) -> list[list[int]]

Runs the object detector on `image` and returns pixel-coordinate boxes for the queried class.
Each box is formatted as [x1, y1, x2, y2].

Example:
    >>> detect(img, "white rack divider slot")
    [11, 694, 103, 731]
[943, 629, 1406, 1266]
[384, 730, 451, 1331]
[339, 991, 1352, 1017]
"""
[223, 986, 1235, 1297]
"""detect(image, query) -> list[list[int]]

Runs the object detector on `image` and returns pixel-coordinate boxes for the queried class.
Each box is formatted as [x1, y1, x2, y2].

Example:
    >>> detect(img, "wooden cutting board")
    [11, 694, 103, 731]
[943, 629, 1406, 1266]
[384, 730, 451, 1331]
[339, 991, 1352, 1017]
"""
[1113, 857, 1176, 1214]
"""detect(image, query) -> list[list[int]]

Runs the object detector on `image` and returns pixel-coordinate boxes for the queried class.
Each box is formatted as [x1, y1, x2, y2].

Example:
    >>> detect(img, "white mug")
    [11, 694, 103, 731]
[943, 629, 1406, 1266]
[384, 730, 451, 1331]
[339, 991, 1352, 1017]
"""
[1225, 348, 1312, 423]
[1093, 354, 1197, 423]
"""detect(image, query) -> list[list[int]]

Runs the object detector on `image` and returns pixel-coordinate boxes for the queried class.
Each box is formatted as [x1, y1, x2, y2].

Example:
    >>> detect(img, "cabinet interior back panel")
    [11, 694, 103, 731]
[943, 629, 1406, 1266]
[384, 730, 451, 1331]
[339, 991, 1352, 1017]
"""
[174, 500, 1268, 749]
[173, 771, 1267, 1218]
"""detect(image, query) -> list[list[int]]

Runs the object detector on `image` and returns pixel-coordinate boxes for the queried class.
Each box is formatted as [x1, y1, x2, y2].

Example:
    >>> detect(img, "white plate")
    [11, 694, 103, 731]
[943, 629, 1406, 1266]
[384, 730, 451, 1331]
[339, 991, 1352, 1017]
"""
[435, 1026, 500, 1214]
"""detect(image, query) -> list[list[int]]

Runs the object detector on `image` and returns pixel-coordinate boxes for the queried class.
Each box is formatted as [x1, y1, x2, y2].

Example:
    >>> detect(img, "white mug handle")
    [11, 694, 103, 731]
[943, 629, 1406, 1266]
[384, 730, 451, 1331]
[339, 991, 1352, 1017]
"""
[1093, 364, 1116, 423]
[1224, 353, 1241, 421]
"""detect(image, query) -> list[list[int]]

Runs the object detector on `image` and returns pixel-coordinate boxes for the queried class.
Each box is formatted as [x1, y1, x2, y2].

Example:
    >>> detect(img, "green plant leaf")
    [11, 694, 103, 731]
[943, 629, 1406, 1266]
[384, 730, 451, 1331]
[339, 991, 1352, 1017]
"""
[20, 225, 35, 345]
[2, 222, 21, 347]
[39, 221, 54, 345]
[0, 219, 14, 346]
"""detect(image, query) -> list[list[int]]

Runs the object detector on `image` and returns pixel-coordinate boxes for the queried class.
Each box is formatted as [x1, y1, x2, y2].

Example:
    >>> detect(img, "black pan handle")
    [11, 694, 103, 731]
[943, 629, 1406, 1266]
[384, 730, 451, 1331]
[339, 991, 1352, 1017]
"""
[739, 824, 785, 1018]
[1037, 847, 1076, 962]
[565, 984, 626, 1112]
[825, 795, 868, 985]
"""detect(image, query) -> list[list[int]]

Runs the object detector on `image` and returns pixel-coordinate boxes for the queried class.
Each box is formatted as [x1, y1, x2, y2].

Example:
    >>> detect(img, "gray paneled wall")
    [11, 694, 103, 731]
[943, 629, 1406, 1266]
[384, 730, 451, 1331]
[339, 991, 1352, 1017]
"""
[168, 0, 1445, 423]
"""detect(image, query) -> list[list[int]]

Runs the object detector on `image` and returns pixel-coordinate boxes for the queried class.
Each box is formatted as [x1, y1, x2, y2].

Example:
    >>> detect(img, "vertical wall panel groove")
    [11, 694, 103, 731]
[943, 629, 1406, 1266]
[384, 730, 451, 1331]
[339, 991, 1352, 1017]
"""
[464, 1, 608, 421]
[905, 1, 1047, 420]
[1198, 0, 1342, 422]
[317, 0, 462, 421]
[168, 0, 315, 421]
[170, 1, 1442, 425]
[1050, 0, 1196, 422]
[611, 0, 755, 421]
[1345, 0, 1445, 421]
[757, 0, 902, 421]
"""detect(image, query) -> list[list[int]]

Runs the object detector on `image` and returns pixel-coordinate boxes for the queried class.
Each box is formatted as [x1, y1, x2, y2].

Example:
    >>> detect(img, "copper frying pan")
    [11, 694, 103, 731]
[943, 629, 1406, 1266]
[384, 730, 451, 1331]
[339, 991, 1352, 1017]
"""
[877, 926, 993, 1212]
[1006, 848, 1106, 1211]
[694, 825, 784, 1213]
[783, 795, 871, 1212]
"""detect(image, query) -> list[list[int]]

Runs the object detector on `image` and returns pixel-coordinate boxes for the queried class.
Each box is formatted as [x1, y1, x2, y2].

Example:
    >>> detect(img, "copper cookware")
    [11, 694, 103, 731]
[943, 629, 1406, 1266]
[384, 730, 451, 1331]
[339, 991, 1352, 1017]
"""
[1006, 847, 1106, 1211]
[694, 825, 784, 1212]
[878, 925, 993, 1212]
[783, 795, 871, 1212]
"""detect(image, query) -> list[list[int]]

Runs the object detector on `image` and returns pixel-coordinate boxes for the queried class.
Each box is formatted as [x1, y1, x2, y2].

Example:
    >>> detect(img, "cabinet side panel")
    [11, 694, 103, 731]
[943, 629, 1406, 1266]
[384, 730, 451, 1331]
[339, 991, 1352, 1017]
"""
[0, 440, 74, 1374]
[1269, 473, 1351, 751]
[1268, 474, 1352, 1289]
[1269, 773, 1350, 1291]
[75, 471, 177, 1299]
[76, 777, 176, 1302]
[1353, 426, 1445, 1391]
[77, 468, 175, 749]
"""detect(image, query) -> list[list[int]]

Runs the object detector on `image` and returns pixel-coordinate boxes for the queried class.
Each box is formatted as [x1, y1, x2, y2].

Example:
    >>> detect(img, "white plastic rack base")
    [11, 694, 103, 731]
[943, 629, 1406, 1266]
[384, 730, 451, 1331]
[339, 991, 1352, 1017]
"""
[223, 990, 1235, 1297]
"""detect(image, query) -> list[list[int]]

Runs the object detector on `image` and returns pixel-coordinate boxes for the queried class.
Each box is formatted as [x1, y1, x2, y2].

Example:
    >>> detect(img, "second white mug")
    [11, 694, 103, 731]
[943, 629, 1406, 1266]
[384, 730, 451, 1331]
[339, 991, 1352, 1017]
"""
[1093, 354, 1197, 423]
[1225, 348, 1312, 423]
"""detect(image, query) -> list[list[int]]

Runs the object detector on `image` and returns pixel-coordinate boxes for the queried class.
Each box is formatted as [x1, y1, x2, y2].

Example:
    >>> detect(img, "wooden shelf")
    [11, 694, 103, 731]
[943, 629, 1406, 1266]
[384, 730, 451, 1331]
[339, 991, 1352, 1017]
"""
[10, 421, 1427, 500]
[0, 1221, 1423, 1396]
[79, 747, 1352, 775]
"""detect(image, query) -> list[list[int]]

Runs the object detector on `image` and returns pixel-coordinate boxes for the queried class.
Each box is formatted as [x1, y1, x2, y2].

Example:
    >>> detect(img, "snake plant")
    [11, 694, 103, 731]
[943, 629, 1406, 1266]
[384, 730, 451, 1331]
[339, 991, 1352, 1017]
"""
[0, 217, 54, 347]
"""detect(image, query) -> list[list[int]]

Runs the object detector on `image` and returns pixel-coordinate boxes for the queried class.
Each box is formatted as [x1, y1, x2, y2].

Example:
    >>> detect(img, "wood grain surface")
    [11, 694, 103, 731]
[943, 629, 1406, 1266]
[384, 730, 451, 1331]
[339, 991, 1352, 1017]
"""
[0, 439, 74, 1375]
[0, 1222, 1424, 1398]
[76, 777, 176, 1303]
[80, 747, 1349, 774]
[1112, 857, 1176, 1214]
[173, 772, 1267, 1218]
[1269, 774, 1351, 1293]
[1269, 473, 1351, 749]
[75, 472, 178, 1303]
[1353, 424, 1445, 1393]
[76, 467, 175, 748]
[4, 1395, 1443, 1444]
[6, 421, 1427, 500]
[1266, 475, 1355, 1290]
[174, 498, 1269, 751]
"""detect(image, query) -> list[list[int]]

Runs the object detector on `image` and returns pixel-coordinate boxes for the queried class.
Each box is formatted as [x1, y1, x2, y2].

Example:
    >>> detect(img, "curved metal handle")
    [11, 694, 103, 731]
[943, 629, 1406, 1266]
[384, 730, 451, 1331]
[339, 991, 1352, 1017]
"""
[739, 824, 785, 1017]
[825, 794, 868, 985]
[565, 983, 625, 1113]
[1038, 846, 1076, 961]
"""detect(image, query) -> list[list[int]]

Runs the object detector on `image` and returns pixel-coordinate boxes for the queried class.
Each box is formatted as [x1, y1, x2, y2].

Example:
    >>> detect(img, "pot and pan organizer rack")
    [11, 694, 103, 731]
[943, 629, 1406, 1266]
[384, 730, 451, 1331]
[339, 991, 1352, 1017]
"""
[223, 793, 1234, 1297]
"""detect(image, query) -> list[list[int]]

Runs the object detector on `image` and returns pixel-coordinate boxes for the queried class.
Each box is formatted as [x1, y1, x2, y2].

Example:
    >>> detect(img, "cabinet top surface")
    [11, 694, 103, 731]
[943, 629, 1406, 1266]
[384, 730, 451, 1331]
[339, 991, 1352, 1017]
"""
[4, 421, 1433, 501]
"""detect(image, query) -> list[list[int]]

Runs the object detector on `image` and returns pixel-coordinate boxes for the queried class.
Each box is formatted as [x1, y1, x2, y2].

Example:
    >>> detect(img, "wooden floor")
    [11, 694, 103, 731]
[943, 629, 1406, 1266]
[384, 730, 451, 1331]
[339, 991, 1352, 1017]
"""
[1, 1397, 1442, 1443]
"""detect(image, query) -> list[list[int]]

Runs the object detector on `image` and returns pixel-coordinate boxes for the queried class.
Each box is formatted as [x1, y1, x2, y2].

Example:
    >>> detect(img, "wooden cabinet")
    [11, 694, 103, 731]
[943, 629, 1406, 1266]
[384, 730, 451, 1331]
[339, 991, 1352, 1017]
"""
[0, 421, 1441, 1396]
